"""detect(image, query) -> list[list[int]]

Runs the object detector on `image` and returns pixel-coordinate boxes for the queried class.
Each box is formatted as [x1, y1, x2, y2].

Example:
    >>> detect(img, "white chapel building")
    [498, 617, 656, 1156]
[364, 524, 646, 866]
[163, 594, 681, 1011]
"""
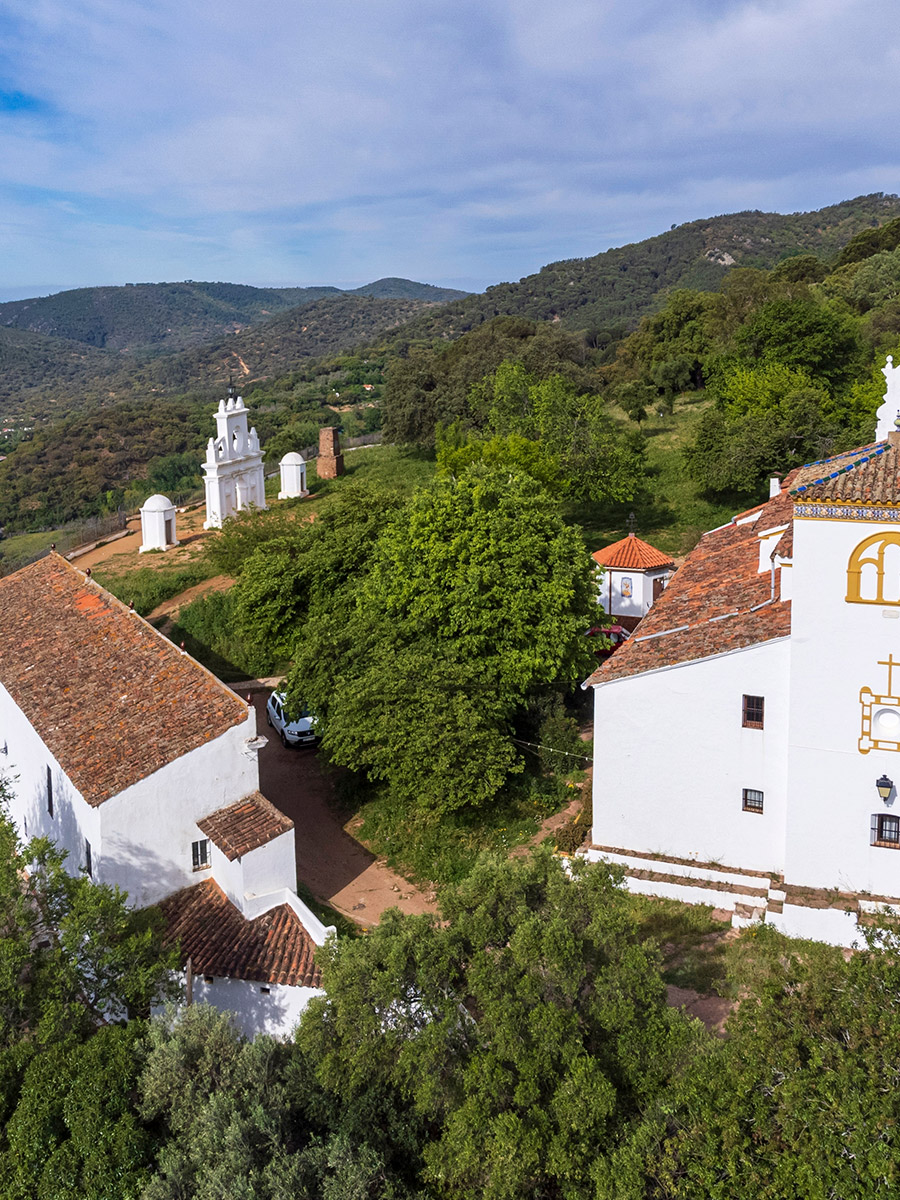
[0, 554, 329, 1036]
[203, 385, 267, 529]
[585, 362, 900, 947]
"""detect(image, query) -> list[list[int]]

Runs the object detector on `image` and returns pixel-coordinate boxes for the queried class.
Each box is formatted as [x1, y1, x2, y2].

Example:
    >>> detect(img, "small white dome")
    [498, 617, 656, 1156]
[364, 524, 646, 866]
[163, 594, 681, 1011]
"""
[280, 452, 306, 466]
[141, 493, 174, 512]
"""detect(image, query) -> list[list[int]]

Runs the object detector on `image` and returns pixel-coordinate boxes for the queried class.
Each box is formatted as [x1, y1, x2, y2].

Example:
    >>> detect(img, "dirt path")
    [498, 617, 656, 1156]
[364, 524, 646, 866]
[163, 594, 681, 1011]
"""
[72, 506, 212, 573]
[248, 694, 435, 926]
[147, 574, 233, 620]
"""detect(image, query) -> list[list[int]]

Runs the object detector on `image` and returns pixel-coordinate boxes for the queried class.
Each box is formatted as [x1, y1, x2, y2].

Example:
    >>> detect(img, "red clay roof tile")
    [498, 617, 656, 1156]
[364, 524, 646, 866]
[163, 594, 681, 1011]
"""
[198, 791, 293, 861]
[159, 880, 321, 987]
[591, 534, 673, 571]
[0, 554, 249, 806]
[586, 490, 793, 685]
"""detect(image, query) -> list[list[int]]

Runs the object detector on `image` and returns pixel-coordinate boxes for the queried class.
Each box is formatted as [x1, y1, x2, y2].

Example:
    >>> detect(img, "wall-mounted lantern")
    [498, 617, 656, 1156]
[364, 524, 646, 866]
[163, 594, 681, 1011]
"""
[876, 774, 894, 802]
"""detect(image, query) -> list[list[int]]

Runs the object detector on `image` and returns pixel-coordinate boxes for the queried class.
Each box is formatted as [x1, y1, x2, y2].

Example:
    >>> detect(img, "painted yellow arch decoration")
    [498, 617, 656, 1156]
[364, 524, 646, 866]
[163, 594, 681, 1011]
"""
[847, 531, 900, 604]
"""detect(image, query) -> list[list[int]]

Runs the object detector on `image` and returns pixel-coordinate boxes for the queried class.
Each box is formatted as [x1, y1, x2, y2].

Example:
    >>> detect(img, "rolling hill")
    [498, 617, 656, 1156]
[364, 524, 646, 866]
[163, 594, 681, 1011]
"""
[0, 277, 469, 358]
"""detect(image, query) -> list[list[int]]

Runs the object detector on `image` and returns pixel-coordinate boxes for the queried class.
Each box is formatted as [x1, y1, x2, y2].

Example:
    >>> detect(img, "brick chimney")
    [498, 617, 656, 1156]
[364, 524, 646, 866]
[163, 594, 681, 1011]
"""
[317, 426, 345, 479]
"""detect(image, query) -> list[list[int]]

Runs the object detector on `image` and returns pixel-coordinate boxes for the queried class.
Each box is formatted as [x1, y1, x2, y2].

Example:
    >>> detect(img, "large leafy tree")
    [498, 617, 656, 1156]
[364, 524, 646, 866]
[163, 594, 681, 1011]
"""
[299, 849, 692, 1200]
[287, 467, 600, 813]
[470, 362, 645, 504]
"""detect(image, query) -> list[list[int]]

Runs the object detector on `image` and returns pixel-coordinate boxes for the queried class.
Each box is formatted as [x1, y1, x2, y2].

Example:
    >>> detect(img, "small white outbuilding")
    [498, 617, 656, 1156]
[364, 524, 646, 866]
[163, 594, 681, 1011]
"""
[278, 452, 308, 499]
[139, 493, 178, 553]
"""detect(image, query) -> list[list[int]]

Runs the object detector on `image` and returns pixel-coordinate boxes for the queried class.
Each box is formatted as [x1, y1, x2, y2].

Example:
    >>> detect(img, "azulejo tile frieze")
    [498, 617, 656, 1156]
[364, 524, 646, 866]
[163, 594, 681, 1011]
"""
[794, 502, 900, 522]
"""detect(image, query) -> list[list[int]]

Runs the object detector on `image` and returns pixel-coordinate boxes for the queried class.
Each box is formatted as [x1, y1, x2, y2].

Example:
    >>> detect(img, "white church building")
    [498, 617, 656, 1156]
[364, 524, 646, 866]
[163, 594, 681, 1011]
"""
[585, 361, 900, 947]
[0, 553, 330, 1036]
[203, 385, 267, 529]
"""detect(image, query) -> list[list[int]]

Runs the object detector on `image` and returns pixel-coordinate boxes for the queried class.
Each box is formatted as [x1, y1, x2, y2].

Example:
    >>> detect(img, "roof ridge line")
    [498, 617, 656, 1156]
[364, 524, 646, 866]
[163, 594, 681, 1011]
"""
[789, 442, 891, 497]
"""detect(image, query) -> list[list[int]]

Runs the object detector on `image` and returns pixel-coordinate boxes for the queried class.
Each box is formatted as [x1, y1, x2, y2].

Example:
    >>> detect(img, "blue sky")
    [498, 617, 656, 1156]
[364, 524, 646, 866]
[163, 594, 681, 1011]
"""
[0, 0, 898, 298]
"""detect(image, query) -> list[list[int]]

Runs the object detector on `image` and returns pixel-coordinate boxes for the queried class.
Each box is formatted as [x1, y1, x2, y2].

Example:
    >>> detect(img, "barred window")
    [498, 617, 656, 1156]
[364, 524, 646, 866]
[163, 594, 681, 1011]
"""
[742, 695, 765, 729]
[742, 788, 764, 814]
[872, 813, 900, 848]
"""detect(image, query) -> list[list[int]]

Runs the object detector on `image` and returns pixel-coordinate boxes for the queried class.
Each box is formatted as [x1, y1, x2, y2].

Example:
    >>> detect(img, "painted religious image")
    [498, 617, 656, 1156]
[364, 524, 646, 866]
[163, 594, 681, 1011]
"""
[859, 655, 900, 754]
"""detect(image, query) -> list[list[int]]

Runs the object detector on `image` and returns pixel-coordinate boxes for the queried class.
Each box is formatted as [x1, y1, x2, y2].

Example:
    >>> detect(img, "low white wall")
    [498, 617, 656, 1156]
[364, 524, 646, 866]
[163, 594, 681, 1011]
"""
[766, 903, 860, 948]
[189, 974, 322, 1039]
[243, 886, 336, 945]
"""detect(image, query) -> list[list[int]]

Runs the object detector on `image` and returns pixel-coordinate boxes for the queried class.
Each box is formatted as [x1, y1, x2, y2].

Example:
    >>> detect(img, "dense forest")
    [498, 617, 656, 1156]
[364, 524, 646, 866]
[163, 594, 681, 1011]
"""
[4, 773, 900, 1200]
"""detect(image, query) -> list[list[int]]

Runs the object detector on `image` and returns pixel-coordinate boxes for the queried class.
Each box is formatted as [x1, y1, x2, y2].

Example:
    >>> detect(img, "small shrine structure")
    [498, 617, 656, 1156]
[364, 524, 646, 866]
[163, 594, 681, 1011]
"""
[317, 427, 345, 479]
[591, 533, 674, 631]
[139, 494, 178, 553]
[202, 385, 266, 529]
[278, 452, 308, 499]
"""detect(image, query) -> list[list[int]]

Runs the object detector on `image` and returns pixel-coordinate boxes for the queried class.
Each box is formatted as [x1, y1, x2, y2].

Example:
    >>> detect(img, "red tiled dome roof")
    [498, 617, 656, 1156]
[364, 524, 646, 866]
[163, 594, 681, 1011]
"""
[591, 534, 673, 571]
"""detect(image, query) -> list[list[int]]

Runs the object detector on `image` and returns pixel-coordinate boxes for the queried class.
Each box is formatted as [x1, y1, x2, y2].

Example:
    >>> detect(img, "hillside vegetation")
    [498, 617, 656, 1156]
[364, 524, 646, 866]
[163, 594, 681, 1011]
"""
[390, 193, 900, 347]
[3, 195, 900, 535]
[0, 277, 467, 356]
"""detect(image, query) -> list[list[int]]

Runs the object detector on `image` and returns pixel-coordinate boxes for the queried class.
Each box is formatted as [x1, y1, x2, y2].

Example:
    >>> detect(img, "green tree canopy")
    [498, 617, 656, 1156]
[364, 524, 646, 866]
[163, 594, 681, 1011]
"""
[286, 467, 600, 813]
[299, 849, 692, 1200]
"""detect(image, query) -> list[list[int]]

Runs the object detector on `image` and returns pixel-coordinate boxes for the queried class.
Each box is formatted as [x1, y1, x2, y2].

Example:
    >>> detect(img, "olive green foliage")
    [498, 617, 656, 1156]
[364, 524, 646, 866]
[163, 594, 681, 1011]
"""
[300, 850, 691, 1200]
[1, 1024, 154, 1200]
[0, 779, 177, 1050]
[836, 214, 900, 266]
[287, 467, 600, 814]
[383, 316, 595, 446]
[0, 777, 178, 1197]
[472, 361, 645, 503]
[138, 1004, 410, 1200]
[611, 921, 900, 1199]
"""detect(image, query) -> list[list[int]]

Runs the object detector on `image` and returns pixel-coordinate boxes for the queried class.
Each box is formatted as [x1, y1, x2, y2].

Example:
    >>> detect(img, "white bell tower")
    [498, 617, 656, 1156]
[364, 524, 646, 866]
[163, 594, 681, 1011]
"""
[202, 384, 267, 529]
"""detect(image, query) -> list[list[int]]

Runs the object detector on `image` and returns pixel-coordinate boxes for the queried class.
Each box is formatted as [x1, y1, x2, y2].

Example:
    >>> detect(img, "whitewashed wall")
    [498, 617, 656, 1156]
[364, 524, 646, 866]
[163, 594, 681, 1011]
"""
[591, 637, 791, 874]
[209, 828, 297, 915]
[786, 513, 900, 898]
[165, 976, 323, 1039]
[0, 682, 102, 874]
[100, 707, 259, 907]
[600, 566, 669, 622]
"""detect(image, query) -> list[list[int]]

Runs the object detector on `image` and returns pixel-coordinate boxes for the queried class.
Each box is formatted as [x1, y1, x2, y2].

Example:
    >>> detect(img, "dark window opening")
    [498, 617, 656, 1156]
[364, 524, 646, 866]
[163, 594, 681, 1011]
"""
[742, 695, 765, 729]
[84, 839, 92, 877]
[192, 838, 210, 871]
[46, 766, 53, 818]
[742, 788, 764, 814]
[872, 813, 900, 847]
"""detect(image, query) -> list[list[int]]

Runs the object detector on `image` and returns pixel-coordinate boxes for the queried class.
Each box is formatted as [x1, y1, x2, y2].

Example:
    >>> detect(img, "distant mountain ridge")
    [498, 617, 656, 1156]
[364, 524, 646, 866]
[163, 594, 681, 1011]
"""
[393, 193, 900, 345]
[2, 195, 900, 418]
[0, 277, 469, 356]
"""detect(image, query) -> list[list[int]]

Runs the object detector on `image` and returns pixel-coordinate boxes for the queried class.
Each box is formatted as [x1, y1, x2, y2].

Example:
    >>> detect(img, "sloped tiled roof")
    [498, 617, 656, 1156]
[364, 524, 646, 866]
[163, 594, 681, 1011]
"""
[586, 490, 794, 685]
[591, 533, 673, 571]
[198, 792, 293, 861]
[159, 880, 321, 987]
[0, 554, 249, 806]
[790, 441, 899, 504]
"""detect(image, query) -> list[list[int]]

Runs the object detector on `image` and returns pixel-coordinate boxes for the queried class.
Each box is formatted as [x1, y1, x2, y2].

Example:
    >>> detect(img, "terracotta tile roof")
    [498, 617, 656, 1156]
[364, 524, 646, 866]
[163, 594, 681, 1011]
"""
[790, 441, 900, 504]
[591, 534, 673, 571]
[198, 791, 293, 861]
[159, 880, 321, 988]
[586, 490, 793, 685]
[0, 554, 249, 806]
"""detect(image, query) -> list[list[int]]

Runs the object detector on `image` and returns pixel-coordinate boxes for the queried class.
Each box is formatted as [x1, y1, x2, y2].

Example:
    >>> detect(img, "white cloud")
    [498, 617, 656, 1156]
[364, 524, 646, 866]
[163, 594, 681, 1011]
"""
[0, 0, 899, 288]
